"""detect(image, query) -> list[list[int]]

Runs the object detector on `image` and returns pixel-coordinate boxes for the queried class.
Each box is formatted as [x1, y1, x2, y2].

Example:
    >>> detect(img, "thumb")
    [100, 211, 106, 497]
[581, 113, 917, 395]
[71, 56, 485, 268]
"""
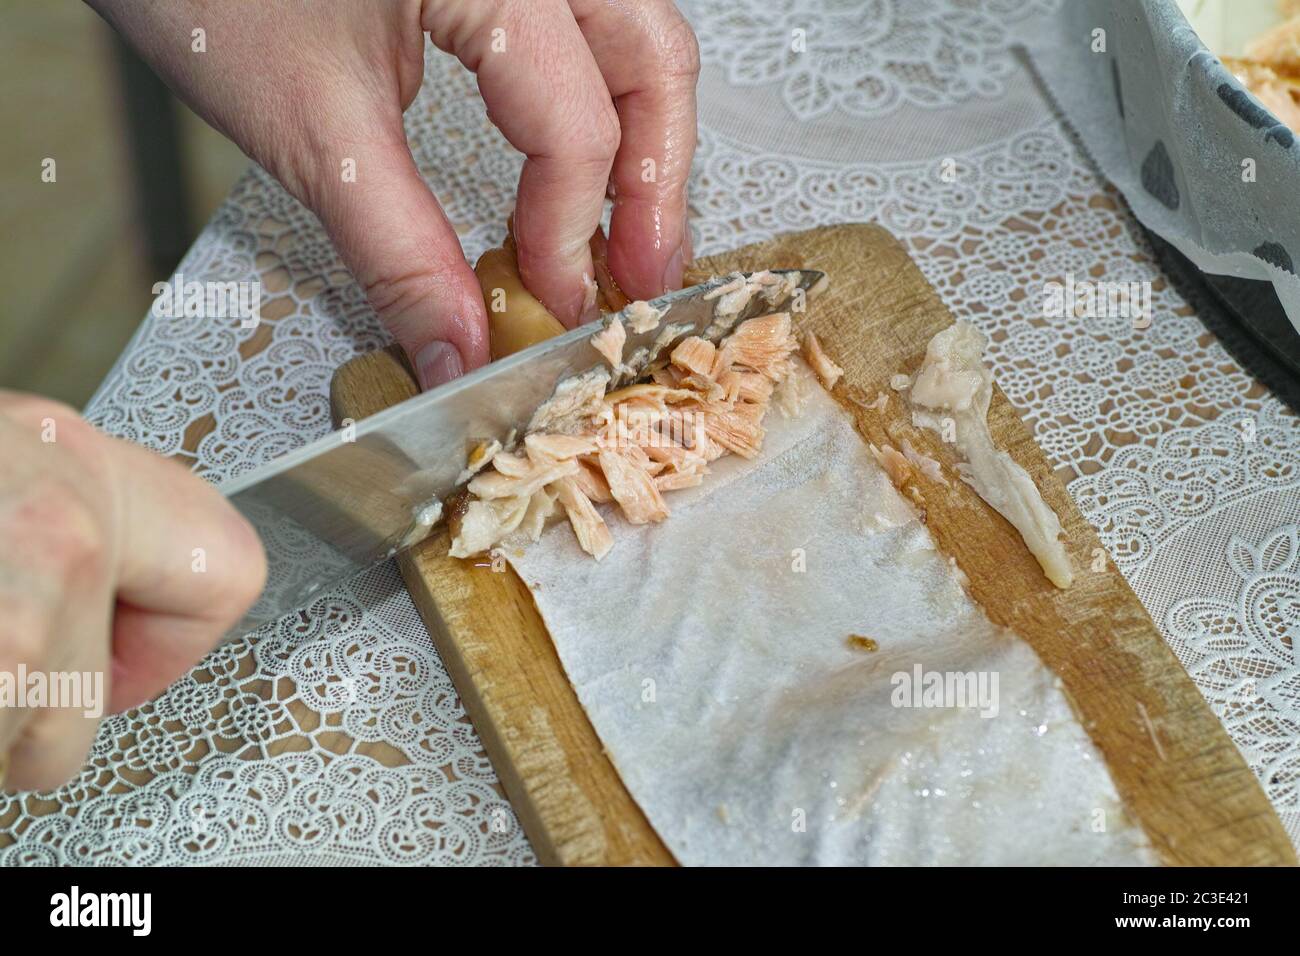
[306, 133, 491, 389]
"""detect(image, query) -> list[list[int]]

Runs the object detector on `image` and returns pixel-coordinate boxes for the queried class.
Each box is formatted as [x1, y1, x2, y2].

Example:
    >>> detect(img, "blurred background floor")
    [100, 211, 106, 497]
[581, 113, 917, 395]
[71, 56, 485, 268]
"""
[0, 2, 247, 407]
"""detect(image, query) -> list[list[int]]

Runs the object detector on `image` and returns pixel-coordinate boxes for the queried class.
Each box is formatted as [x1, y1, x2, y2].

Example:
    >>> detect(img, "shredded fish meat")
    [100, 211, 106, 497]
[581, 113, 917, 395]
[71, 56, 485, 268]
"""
[448, 311, 801, 560]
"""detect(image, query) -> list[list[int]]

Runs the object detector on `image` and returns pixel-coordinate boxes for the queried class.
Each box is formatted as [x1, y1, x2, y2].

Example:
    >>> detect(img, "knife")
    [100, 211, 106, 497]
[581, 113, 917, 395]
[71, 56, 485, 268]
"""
[220, 269, 826, 633]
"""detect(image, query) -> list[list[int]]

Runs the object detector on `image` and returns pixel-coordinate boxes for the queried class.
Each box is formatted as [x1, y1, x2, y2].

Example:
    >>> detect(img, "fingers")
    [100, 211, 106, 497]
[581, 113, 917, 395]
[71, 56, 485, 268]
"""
[3, 594, 108, 791]
[0, 454, 112, 790]
[426, 0, 619, 327]
[5, 708, 101, 793]
[88, 0, 481, 387]
[305, 130, 493, 388]
[0, 396, 265, 734]
[569, 0, 699, 300]
[103, 434, 266, 712]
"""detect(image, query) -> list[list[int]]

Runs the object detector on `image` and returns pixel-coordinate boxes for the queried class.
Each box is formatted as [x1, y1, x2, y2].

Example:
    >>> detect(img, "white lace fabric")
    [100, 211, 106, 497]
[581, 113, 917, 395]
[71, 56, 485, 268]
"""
[1, 0, 1295, 865]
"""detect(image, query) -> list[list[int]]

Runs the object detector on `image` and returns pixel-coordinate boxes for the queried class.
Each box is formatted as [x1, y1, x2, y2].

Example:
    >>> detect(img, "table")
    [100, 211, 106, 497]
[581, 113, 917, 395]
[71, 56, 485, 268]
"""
[2, 0, 1296, 865]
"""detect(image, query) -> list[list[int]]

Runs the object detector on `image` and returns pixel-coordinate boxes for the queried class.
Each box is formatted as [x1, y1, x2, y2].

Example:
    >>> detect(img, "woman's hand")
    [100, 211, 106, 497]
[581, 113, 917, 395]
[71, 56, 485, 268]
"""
[0, 393, 265, 791]
[89, 0, 700, 388]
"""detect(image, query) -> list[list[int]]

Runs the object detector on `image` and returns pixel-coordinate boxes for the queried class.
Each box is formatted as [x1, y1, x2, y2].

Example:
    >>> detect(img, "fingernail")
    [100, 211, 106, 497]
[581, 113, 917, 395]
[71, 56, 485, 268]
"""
[415, 341, 463, 390]
[661, 243, 685, 293]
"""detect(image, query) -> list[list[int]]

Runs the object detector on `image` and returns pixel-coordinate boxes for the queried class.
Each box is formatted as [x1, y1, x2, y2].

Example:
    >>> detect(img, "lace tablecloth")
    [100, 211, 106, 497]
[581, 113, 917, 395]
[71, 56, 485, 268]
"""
[2, 0, 1297, 865]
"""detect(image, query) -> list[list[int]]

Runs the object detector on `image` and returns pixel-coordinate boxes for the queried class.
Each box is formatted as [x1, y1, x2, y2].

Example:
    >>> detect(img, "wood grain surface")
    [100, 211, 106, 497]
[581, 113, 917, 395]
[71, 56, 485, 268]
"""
[331, 223, 1295, 867]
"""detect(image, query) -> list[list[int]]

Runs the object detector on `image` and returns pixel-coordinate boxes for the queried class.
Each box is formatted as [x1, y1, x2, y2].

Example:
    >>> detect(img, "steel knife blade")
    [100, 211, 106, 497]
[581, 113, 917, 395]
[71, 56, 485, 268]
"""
[221, 269, 826, 633]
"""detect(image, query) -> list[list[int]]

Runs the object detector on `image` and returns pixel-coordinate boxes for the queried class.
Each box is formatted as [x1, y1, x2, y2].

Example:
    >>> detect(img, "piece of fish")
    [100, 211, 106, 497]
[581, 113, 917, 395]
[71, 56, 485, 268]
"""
[449, 308, 802, 560]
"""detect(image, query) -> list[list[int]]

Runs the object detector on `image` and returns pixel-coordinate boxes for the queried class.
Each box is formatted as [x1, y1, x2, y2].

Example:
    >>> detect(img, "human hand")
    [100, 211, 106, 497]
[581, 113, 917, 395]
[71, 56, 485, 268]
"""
[89, 0, 699, 388]
[0, 393, 265, 791]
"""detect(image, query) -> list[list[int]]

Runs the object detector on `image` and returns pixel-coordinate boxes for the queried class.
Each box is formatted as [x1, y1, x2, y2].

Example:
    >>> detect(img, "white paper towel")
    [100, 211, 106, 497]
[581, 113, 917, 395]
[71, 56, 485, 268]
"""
[509, 369, 1155, 865]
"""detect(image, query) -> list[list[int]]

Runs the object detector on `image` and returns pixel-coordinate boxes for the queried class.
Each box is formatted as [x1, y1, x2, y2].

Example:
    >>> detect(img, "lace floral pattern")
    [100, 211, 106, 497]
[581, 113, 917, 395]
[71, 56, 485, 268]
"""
[682, 0, 1061, 119]
[1, 0, 1296, 864]
[0, 562, 531, 867]
[1163, 526, 1300, 812]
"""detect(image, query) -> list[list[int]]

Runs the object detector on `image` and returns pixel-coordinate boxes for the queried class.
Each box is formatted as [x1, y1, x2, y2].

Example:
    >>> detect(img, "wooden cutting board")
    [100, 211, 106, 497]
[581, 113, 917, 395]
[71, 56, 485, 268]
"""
[330, 223, 1295, 867]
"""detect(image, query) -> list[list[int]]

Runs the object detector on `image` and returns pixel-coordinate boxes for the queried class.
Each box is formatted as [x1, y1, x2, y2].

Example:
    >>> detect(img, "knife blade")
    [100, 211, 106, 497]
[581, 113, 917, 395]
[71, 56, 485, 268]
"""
[221, 269, 826, 632]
